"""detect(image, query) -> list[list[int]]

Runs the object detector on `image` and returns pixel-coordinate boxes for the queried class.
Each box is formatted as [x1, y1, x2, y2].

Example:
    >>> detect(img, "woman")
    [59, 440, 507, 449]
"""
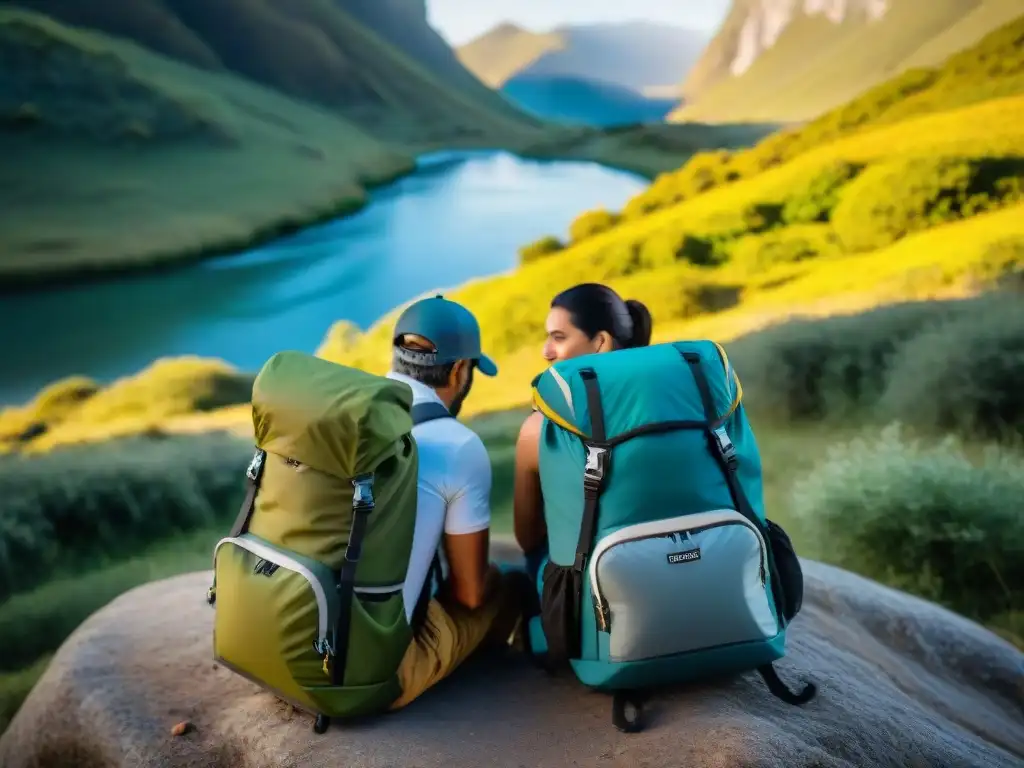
[513, 283, 653, 580]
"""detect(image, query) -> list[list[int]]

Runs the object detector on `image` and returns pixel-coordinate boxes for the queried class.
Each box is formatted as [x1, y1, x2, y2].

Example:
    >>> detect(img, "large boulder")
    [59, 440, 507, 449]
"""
[2, 552, 1022, 768]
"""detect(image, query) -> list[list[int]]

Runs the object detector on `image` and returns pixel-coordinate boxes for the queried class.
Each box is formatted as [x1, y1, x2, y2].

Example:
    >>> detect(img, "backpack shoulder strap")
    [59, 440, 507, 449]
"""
[408, 400, 452, 632]
[411, 401, 452, 425]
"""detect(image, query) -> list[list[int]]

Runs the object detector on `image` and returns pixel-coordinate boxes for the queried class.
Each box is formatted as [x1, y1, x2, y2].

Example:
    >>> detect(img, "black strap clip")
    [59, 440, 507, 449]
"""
[345, 474, 376, 562]
[711, 425, 738, 469]
[583, 444, 608, 492]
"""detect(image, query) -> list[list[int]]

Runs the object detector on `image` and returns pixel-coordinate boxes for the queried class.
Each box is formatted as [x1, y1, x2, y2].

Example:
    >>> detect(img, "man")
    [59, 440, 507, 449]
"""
[385, 294, 527, 710]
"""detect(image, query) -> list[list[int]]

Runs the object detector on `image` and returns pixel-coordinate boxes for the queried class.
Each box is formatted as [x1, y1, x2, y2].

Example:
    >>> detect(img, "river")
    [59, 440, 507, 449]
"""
[0, 151, 646, 406]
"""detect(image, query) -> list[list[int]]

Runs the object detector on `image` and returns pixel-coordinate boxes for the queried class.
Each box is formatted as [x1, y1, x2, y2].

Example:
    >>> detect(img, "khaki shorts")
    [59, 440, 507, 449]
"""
[390, 569, 529, 710]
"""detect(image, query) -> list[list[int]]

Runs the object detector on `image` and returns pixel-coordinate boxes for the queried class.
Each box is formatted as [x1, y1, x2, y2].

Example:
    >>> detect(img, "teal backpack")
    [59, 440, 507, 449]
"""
[527, 340, 817, 732]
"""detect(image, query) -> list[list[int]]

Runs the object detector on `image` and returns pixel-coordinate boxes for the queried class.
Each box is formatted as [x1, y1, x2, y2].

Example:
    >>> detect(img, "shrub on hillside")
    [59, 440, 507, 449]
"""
[730, 224, 842, 270]
[832, 155, 1024, 253]
[0, 375, 98, 445]
[70, 357, 253, 424]
[880, 295, 1024, 441]
[790, 424, 1024, 634]
[611, 266, 744, 322]
[726, 298, 973, 421]
[970, 236, 1024, 292]
[568, 208, 619, 243]
[637, 228, 729, 269]
[0, 432, 250, 601]
[781, 161, 864, 224]
[518, 235, 564, 264]
[622, 150, 735, 216]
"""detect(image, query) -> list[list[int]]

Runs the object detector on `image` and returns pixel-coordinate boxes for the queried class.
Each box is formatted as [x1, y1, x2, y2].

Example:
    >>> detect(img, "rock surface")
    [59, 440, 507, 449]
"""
[2, 549, 1023, 768]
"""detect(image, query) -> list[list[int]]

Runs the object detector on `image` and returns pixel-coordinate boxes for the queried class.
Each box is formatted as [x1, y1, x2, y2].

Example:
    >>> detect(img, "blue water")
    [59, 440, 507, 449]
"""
[0, 151, 646, 406]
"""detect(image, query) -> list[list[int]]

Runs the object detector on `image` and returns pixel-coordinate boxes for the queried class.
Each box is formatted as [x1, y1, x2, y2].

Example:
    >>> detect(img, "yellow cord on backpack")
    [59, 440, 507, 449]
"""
[322, 653, 330, 676]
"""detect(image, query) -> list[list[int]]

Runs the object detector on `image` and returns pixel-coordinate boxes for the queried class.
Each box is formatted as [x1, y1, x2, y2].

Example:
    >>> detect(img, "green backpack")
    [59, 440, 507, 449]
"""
[206, 350, 449, 733]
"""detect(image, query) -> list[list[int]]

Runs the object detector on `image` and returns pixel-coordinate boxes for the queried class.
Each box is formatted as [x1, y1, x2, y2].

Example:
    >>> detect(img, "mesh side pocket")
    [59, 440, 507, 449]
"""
[766, 519, 804, 622]
[540, 561, 580, 663]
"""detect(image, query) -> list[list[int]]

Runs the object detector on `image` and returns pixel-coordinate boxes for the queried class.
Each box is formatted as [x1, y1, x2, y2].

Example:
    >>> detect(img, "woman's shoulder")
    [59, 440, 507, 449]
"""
[517, 410, 543, 441]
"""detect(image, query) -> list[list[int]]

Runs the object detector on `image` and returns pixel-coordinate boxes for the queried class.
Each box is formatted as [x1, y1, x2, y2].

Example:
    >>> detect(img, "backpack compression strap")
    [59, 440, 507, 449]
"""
[678, 345, 816, 707]
[229, 449, 266, 538]
[332, 399, 454, 686]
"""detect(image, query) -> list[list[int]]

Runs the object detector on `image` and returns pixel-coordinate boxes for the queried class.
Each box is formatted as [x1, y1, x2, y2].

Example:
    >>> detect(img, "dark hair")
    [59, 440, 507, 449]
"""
[391, 350, 454, 388]
[392, 334, 455, 387]
[551, 283, 652, 349]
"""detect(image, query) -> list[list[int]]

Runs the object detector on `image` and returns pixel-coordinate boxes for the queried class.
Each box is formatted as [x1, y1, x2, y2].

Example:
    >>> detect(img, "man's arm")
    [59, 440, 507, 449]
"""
[441, 436, 494, 611]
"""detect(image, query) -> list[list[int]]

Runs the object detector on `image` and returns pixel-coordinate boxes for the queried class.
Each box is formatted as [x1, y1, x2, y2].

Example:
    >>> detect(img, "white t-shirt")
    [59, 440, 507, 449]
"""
[386, 371, 492, 621]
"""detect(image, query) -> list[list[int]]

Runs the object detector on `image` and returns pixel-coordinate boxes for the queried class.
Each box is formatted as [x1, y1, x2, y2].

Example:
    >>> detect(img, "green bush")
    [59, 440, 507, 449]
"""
[832, 155, 1024, 253]
[730, 224, 842, 270]
[518, 235, 564, 264]
[790, 424, 1024, 634]
[0, 432, 249, 601]
[971, 236, 1024, 292]
[781, 161, 863, 224]
[612, 265, 744, 321]
[726, 298, 974, 421]
[880, 295, 1024, 440]
[568, 208, 619, 243]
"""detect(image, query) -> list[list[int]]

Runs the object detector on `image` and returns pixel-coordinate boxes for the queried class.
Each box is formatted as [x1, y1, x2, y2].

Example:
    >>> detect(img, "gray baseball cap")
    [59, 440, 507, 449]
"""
[392, 294, 498, 376]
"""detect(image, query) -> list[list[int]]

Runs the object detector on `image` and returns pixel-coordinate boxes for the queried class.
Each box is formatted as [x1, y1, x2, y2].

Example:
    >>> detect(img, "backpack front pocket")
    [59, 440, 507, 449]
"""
[590, 509, 779, 663]
[212, 534, 339, 694]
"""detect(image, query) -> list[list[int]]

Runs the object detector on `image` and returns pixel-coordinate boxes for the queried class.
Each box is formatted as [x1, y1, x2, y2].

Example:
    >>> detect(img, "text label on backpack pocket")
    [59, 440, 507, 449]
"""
[667, 549, 701, 564]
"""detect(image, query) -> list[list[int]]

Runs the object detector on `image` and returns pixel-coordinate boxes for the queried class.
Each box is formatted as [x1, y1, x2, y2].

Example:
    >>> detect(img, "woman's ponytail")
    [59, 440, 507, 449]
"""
[624, 299, 652, 348]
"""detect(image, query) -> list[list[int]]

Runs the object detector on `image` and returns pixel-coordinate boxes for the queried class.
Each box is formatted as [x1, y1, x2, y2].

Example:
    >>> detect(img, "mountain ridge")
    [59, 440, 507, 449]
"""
[457, 20, 707, 94]
[674, 0, 1021, 123]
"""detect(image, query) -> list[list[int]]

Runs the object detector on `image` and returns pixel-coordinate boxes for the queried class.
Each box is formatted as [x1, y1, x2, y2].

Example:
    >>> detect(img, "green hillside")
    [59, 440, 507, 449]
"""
[0, 9, 419, 286]
[673, 0, 1021, 124]
[318, 15, 1024, 415]
[0, 1, 559, 288]
[6, 0, 539, 139]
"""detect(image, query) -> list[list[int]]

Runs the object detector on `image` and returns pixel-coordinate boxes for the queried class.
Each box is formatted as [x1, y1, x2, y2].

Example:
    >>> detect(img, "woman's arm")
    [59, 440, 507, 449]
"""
[513, 411, 547, 554]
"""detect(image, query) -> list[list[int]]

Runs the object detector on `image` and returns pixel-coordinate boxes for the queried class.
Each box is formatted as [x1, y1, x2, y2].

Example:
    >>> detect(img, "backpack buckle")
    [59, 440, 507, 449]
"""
[351, 473, 376, 511]
[584, 445, 608, 490]
[246, 450, 264, 481]
[712, 426, 738, 468]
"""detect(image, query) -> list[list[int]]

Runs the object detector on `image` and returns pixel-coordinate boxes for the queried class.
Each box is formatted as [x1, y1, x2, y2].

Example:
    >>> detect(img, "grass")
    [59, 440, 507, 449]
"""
[673, 0, 1022, 123]
[0, 431, 250, 601]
